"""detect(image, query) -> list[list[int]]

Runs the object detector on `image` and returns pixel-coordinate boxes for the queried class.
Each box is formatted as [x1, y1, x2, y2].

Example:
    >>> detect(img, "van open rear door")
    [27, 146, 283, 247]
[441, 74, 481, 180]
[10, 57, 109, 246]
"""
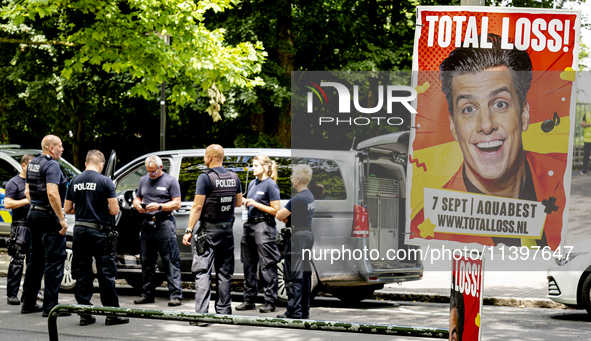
[356, 131, 420, 270]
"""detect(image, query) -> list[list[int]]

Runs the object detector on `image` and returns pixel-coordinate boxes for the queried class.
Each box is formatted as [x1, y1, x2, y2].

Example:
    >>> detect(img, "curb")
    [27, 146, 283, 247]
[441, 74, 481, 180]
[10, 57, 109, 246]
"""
[0, 269, 567, 310]
[371, 291, 569, 309]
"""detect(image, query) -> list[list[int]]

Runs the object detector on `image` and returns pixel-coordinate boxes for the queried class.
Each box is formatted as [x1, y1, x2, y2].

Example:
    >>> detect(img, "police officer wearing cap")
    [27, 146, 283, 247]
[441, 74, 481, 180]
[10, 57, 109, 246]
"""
[64, 150, 129, 326]
[22, 135, 69, 316]
[5, 154, 35, 305]
[133, 155, 183, 306]
[276, 164, 315, 319]
[182, 144, 242, 326]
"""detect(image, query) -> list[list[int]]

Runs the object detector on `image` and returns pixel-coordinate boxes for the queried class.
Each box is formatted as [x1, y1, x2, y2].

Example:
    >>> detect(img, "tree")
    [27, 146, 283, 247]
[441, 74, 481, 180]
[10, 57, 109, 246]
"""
[0, 0, 266, 166]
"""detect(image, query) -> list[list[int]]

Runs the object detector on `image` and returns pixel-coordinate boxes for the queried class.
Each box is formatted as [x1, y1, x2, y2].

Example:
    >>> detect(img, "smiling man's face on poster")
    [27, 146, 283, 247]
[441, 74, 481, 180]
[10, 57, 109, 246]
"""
[449, 66, 530, 191]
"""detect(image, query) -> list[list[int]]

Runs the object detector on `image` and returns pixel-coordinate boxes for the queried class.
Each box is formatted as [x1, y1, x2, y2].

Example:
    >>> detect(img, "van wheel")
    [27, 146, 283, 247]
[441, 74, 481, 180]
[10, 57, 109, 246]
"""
[333, 285, 381, 304]
[277, 259, 320, 303]
[582, 273, 591, 315]
[60, 241, 76, 291]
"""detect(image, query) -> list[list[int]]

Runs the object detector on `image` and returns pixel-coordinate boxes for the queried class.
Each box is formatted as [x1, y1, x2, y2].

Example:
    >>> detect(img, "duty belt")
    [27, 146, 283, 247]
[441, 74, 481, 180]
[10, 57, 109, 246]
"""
[76, 221, 107, 231]
[247, 216, 268, 224]
[11, 220, 27, 225]
[144, 213, 171, 222]
[31, 205, 54, 213]
[201, 221, 232, 229]
[293, 226, 312, 232]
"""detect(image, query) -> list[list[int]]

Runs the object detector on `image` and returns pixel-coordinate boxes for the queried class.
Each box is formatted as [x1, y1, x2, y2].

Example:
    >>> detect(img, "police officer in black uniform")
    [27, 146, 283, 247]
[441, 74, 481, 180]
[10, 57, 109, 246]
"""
[64, 150, 129, 326]
[182, 144, 242, 326]
[133, 155, 183, 306]
[22, 135, 70, 316]
[5, 154, 35, 305]
[276, 164, 315, 319]
[237, 155, 282, 313]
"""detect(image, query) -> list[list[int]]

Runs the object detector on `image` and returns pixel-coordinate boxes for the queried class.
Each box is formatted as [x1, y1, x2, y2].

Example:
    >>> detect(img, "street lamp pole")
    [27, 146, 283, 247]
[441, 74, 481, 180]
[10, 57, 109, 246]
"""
[160, 34, 170, 151]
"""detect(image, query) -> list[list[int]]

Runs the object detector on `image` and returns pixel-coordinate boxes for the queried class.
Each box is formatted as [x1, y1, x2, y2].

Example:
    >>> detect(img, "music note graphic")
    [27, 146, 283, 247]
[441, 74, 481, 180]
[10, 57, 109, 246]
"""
[541, 112, 560, 133]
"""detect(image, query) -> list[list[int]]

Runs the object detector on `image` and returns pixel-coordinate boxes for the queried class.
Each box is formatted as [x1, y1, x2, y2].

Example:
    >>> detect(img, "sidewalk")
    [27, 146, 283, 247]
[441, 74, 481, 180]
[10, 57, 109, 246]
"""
[376, 270, 559, 309]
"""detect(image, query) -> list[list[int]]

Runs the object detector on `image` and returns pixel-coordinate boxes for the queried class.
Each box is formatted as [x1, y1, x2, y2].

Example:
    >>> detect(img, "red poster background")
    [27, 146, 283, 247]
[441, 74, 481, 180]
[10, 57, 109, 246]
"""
[451, 256, 484, 341]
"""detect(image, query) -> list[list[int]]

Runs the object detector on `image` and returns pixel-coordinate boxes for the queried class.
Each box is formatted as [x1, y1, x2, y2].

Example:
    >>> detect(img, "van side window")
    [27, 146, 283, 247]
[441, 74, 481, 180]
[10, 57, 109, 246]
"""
[293, 158, 346, 200]
[269, 157, 292, 200]
[115, 159, 171, 194]
[0, 159, 18, 189]
[179, 156, 253, 202]
[178, 157, 206, 202]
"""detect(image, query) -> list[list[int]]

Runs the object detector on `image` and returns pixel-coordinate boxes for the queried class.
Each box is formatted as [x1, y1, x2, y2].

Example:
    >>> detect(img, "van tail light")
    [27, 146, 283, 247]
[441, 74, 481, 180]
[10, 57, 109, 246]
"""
[351, 204, 369, 238]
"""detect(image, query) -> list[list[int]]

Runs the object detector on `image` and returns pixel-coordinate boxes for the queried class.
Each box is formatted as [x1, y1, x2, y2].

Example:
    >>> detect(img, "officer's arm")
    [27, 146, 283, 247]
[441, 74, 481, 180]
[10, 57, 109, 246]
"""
[161, 196, 181, 211]
[235, 193, 243, 207]
[253, 200, 281, 216]
[187, 194, 206, 233]
[47, 183, 66, 221]
[64, 199, 75, 214]
[108, 197, 120, 216]
[25, 183, 31, 203]
[133, 196, 144, 212]
[4, 197, 29, 210]
[276, 207, 291, 221]
[183, 194, 206, 245]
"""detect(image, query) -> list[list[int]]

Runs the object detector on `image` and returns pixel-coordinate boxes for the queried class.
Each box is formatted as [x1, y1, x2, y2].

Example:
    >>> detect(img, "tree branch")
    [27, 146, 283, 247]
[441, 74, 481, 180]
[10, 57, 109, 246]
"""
[0, 37, 80, 47]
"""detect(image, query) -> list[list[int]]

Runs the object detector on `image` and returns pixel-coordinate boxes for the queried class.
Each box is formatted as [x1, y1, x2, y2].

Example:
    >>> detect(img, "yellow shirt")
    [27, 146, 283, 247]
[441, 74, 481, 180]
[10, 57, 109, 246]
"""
[585, 112, 591, 143]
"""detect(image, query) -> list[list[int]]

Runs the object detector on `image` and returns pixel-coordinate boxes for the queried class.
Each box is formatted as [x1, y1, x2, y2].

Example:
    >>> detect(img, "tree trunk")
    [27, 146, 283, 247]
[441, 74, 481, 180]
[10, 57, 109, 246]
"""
[275, 0, 293, 148]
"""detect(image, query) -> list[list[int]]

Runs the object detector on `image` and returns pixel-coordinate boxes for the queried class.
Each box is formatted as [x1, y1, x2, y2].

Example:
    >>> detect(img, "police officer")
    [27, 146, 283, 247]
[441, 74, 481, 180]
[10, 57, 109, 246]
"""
[5, 154, 35, 305]
[182, 144, 242, 326]
[22, 135, 70, 316]
[64, 150, 129, 326]
[276, 164, 315, 319]
[237, 155, 281, 313]
[133, 155, 183, 306]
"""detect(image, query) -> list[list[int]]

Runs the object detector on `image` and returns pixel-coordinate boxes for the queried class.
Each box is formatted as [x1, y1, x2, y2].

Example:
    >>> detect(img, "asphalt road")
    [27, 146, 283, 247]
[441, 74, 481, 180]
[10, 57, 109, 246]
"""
[0, 278, 590, 341]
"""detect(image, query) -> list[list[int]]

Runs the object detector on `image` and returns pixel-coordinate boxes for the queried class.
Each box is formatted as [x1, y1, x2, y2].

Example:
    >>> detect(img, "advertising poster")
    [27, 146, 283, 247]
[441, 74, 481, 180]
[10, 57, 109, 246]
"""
[407, 7, 581, 251]
[450, 255, 484, 341]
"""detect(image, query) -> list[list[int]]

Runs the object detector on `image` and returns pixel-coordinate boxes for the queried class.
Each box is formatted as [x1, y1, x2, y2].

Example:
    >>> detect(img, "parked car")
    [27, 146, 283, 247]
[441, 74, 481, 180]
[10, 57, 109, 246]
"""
[547, 239, 591, 315]
[106, 131, 423, 302]
[0, 145, 81, 290]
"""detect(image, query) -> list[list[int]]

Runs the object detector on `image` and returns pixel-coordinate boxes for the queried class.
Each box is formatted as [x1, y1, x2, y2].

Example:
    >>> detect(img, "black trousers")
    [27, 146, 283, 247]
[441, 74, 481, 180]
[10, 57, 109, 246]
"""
[284, 230, 314, 318]
[72, 225, 120, 307]
[241, 222, 281, 304]
[6, 223, 31, 298]
[583, 142, 591, 173]
[22, 209, 66, 312]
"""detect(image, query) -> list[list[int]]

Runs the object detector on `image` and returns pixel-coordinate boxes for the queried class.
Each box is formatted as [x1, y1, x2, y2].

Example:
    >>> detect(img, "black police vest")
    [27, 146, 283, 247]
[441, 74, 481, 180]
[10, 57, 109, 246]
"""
[201, 169, 240, 222]
[27, 155, 67, 204]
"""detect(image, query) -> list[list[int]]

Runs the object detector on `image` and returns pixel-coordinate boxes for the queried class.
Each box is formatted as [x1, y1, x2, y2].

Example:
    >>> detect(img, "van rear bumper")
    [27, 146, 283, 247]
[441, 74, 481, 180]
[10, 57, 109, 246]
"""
[319, 269, 423, 287]
[361, 269, 423, 283]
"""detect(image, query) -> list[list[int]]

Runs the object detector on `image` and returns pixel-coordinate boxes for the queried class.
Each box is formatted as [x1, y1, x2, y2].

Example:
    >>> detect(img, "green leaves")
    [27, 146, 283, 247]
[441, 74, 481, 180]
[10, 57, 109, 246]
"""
[0, 0, 266, 120]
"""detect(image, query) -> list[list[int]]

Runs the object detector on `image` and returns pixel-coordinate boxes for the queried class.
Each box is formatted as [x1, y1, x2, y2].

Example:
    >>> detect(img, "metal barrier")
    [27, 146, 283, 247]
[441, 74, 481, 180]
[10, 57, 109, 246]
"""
[47, 304, 448, 341]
